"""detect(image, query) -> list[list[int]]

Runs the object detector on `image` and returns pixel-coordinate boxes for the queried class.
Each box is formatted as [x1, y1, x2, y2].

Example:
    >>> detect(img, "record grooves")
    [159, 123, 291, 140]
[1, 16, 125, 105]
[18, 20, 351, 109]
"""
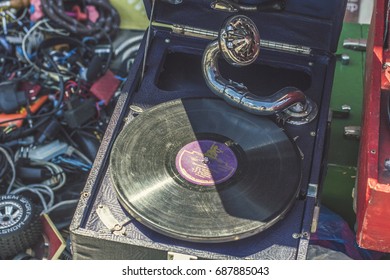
[110, 98, 302, 242]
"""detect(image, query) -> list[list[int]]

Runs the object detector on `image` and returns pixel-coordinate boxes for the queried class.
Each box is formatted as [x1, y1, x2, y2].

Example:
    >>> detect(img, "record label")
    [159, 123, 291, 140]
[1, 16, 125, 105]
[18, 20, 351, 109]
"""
[175, 140, 238, 186]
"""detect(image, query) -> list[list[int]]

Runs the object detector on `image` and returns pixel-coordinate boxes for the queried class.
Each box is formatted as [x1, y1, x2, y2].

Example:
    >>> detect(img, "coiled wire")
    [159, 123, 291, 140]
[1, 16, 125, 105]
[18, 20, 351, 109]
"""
[40, 0, 120, 40]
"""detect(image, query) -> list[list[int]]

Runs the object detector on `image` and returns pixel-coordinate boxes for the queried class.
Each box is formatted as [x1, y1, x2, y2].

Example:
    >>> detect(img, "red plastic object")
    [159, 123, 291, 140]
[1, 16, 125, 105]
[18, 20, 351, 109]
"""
[89, 70, 120, 105]
[40, 214, 66, 260]
[30, 0, 44, 22]
[86, 5, 99, 23]
[71, 5, 88, 22]
[356, 0, 390, 253]
[0, 95, 48, 128]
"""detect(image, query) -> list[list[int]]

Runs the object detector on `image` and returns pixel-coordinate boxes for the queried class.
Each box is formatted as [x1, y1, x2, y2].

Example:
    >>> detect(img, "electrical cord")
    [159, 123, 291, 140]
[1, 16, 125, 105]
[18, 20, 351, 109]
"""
[0, 17, 114, 127]
[0, 115, 50, 142]
[0, 66, 35, 85]
[38, 20, 70, 37]
[44, 199, 79, 215]
[114, 34, 144, 56]
[0, 2, 122, 224]
[26, 159, 66, 191]
[100, 29, 113, 76]
[70, 147, 93, 166]
[0, 21, 69, 127]
[0, 147, 9, 178]
[40, 0, 120, 40]
[0, 146, 16, 193]
[10, 183, 55, 213]
[22, 19, 59, 74]
[0, 50, 65, 126]
[8, 159, 69, 213]
[3, 9, 29, 33]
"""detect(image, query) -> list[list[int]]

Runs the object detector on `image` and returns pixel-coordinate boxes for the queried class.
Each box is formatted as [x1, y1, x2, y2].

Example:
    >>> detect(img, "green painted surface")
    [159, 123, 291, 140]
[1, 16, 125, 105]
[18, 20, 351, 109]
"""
[322, 23, 370, 228]
[328, 23, 366, 167]
[111, 0, 149, 30]
[322, 165, 358, 228]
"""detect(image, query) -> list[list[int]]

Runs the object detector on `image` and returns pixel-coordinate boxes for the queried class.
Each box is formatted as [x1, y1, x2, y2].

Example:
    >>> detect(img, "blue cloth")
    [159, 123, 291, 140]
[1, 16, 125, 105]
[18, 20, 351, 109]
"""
[310, 206, 384, 260]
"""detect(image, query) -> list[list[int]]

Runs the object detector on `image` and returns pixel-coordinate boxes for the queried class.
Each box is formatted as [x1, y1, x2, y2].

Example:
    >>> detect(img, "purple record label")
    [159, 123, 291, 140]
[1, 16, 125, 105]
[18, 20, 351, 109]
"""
[175, 140, 238, 186]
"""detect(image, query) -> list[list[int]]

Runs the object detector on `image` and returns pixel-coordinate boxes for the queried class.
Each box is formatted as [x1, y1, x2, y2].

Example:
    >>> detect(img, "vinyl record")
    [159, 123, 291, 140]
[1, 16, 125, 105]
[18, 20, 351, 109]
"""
[110, 98, 302, 242]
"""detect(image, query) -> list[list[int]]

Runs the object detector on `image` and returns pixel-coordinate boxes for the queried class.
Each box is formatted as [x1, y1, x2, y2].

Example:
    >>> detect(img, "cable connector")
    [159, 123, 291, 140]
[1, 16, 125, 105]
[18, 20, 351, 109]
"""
[4, 136, 34, 147]
[37, 119, 61, 144]
[0, 83, 27, 114]
[27, 140, 69, 161]
[63, 97, 96, 128]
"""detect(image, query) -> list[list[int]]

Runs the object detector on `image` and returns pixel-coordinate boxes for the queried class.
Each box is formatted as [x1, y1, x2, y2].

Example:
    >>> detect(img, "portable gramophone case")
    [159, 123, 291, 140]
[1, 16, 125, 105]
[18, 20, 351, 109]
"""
[70, 0, 347, 259]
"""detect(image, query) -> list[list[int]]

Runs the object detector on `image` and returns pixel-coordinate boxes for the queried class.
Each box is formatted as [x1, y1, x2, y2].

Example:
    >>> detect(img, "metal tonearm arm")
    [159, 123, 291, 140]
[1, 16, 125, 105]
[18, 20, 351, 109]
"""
[201, 15, 318, 125]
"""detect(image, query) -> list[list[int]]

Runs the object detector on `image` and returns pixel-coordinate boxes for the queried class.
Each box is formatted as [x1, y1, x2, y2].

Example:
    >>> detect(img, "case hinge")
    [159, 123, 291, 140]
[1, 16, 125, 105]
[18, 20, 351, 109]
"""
[161, 23, 311, 55]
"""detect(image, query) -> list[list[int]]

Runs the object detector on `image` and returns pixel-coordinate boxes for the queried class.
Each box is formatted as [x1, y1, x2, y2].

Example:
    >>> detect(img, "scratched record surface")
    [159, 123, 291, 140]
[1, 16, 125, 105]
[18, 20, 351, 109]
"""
[110, 98, 302, 242]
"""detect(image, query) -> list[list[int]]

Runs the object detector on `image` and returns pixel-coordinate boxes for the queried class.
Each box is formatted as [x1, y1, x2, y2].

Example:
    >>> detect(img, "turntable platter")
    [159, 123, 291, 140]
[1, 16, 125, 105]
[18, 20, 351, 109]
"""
[110, 98, 302, 242]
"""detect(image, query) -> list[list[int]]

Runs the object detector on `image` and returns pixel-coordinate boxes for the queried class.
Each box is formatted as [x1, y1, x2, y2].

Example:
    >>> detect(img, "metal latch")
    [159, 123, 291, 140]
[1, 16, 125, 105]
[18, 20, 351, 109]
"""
[343, 38, 367, 51]
[344, 126, 361, 140]
[311, 205, 320, 233]
[167, 252, 197, 260]
[96, 204, 127, 236]
[306, 184, 320, 233]
[332, 104, 351, 119]
[307, 184, 318, 198]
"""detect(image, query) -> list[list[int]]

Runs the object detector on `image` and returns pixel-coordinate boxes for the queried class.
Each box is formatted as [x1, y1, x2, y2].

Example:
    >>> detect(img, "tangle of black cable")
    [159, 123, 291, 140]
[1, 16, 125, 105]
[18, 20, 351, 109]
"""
[40, 0, 120, 40]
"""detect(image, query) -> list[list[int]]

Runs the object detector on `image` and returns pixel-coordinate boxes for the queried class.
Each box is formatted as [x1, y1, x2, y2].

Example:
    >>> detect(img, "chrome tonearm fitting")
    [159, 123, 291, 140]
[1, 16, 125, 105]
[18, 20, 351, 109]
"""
[211, 0, 287, 13]
[201, 15, 318, 125]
